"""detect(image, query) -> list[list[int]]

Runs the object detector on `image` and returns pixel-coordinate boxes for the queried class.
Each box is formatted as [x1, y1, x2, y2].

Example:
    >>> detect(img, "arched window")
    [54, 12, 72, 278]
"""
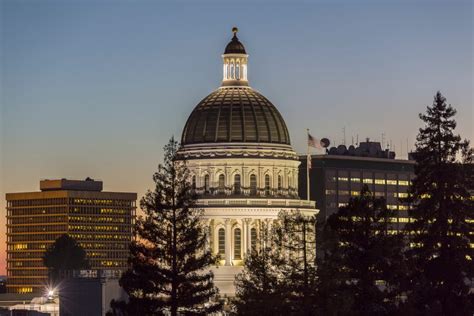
[218, 228, 225, 256]
[192, 175, 196, 191]
[218, 174, 225, 194]
[250, 174, 257, 195]
[265, 174, 271, 196]
[234, 228, 241, 259]
[204, 175, 210, 194]
[234, 174, 241, 195]
[251, 228, 257, 249]
[277, 175, 282, 190]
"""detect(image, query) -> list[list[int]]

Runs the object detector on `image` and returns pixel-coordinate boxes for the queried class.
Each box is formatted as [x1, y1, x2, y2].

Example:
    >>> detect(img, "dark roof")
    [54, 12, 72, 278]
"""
[224, 33, 246, 54]
[181, 87, 290, 145]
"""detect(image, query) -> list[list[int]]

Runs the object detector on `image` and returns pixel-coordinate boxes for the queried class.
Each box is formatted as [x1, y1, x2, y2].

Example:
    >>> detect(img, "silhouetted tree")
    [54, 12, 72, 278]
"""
[273, 210, 318, 315]
[234, 211, 317, 315]
[113, 138, 221, 316]
[404, 91, 474, 314]
[43, 234, 90, 283]
[233, 221, 289, 315]
[318, 186, 405, 315]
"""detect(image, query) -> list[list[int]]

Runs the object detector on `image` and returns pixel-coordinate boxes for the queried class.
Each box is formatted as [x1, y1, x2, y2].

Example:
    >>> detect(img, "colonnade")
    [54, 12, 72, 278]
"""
[207, 217, 274, 266]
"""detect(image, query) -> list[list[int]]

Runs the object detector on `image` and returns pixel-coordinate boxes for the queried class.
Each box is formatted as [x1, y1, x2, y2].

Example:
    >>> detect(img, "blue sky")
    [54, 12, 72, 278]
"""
[0, 0, 472, 271]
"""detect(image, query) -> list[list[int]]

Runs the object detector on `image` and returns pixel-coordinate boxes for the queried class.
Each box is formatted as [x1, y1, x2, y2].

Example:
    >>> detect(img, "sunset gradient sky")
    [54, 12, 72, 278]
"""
[1, 0, 472, 274]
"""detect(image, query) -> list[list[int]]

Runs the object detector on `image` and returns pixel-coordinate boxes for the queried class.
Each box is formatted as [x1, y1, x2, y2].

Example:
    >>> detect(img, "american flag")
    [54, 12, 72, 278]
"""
[308, 133, 322, 149]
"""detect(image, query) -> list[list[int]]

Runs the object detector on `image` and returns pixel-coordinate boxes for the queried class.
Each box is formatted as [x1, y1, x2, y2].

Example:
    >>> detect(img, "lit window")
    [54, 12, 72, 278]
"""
[351, 191, 360, 196]
[375, 179, 385, 185]
[325, 189, 336, 195]
[218, 228, 225, 256]
[387, 180, 397, 185]
[339, 190, 350, 196]
[234, 228, 241, 259]
[338, 177, 349, 182]
[363, 178, 373, 184]
[398, 180, 409, 186]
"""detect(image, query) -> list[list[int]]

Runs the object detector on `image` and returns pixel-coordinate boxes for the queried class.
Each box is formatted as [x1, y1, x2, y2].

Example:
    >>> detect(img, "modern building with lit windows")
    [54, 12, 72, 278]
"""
[5, 178, 136, 294]
[299, 141, 415, 229]
[176, 28, 318, 296]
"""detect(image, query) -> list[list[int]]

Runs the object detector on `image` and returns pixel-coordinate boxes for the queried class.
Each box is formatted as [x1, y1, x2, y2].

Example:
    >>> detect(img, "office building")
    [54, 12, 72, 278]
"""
[299, 141, 415, 229]
[5, 179, 136, 294]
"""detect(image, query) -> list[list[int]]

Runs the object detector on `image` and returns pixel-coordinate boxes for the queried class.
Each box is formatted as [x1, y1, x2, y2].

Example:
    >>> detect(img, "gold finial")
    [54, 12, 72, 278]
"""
[232, 27, 238, 36]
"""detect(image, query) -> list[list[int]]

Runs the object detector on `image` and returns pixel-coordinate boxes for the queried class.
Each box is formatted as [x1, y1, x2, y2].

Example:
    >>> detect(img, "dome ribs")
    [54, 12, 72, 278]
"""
[181, 87, 290, 146]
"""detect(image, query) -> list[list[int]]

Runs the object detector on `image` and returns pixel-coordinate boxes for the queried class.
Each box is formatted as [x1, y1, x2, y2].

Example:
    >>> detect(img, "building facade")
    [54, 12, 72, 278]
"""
[176, 28, 318, 296]
[299, 142, 415, 229]
[5, 179, 136, 294]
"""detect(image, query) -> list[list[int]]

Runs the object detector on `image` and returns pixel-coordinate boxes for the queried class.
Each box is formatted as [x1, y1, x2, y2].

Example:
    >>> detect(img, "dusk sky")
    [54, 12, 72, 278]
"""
[1, 0, 472, 274]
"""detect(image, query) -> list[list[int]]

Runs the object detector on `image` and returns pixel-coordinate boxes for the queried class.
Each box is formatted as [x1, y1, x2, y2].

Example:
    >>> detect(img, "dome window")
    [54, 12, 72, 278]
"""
[250, 175, 257, 196]
[233, 174, 241, 195]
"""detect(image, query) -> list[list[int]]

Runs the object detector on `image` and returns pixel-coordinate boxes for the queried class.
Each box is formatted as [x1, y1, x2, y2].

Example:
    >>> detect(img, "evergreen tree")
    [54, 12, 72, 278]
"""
[233, 221, 289, 315]
[234, 211, 317, 315]
[113, 138, 221, 315]
[43, 234, 90, 283]
[404, 91, 474, 314]
[318, 186, 405, 315]
[273, 210, 318, 315]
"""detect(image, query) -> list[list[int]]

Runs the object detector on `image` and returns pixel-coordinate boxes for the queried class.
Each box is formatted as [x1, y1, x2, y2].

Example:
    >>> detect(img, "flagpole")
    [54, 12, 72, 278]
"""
[306, 128, 310, 201]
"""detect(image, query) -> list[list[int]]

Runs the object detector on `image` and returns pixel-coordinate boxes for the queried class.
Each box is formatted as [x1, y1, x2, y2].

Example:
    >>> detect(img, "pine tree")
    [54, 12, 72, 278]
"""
[318, 186, 405, 315]
[233, 221, 289, 315]
[273, 210, 318, 315]
[404, 91, 474, 314]
[113, 138, 221, 315]
[234, 211, 318, 315]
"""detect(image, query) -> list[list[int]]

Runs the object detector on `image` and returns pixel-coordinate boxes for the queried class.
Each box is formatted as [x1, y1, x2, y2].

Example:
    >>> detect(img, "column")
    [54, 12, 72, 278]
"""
[244, 218, 252, 254]
[207, 220, 213, 253]
[224, 218, 232, 266]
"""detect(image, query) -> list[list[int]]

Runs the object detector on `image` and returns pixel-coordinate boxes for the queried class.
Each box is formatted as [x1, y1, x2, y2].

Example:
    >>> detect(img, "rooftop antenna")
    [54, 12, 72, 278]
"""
[381, 132, 385, 148]
[343, 127, 346, 146]
[406, 137, 409, 157]
[351, 136, 354, 146]
[356, 134, 359, 146]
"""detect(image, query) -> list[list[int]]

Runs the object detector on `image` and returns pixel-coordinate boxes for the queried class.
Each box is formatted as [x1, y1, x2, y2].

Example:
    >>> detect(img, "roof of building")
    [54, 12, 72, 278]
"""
[181, 87, 290, 145]
[224, 27, 246, 54]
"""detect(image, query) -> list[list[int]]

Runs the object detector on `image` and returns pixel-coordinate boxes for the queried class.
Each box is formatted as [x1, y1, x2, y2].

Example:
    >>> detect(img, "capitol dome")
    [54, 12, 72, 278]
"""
[181, 87, 290, 145]
[176, 28, 318, 297]
[181, 27, 290, 146]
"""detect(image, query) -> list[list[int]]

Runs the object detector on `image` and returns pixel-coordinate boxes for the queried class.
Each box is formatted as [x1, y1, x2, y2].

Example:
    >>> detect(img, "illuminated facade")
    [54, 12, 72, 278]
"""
[5, 179, 136, 294]
[177, 28, 318, 296]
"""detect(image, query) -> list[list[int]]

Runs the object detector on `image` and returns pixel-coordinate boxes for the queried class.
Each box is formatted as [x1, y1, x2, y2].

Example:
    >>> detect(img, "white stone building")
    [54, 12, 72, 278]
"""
[177, 28, 318, 296]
